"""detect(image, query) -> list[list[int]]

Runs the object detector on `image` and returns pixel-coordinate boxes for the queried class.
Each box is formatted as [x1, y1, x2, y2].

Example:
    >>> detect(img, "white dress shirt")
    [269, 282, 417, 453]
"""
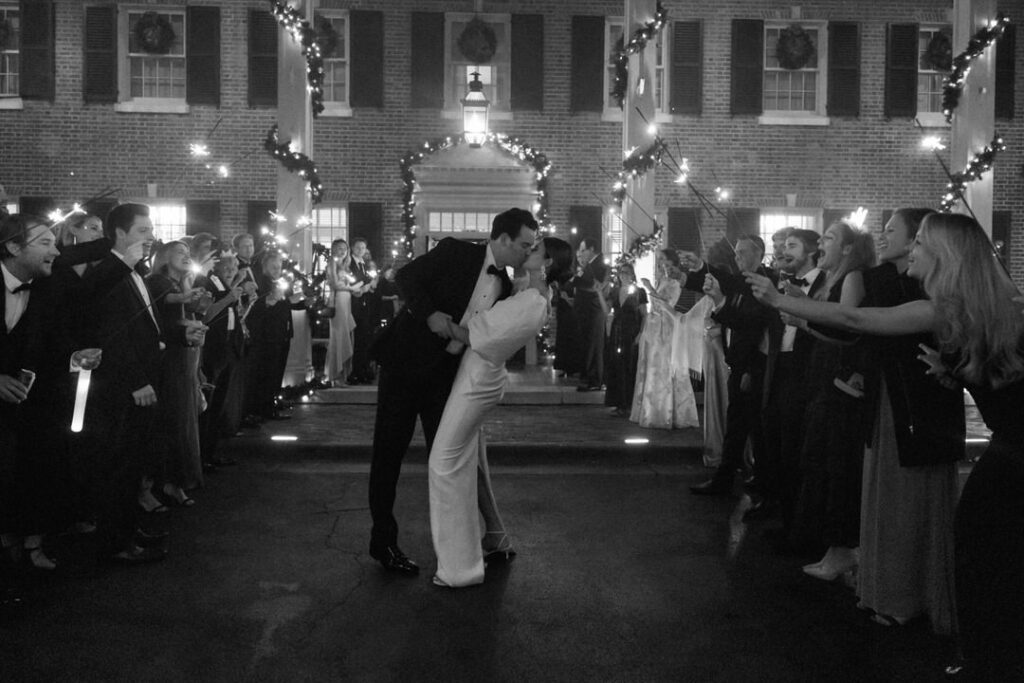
[446, 245, 503, 354]
[111, 249, 160, 332]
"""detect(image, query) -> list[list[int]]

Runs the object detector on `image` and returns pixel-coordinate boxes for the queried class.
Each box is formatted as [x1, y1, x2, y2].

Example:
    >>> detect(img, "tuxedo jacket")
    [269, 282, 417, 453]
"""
[371, 238, 512, 376]
[761, 270, 827, 407]
[194, 274, 245, 371]
[683, 264, 776, 375]
[861, 262, 965, 466]
[573, 255, 608, 312]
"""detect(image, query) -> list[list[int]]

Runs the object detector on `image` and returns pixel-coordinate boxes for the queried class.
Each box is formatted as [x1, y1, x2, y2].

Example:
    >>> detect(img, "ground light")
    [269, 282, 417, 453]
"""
[271, 435, 299, 442]
[624, 437, 649, 445]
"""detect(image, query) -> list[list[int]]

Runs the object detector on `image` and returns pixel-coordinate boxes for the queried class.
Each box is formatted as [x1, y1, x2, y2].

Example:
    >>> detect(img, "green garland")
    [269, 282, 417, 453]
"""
[939, 133, 1006, 212]
[400, 133, 554, 259]
[263, 125, 325, 205]
[611, 139, 668, 207]
[613, 221, 665, 273]
[609, 2, 669, 108]
[942, 13, 1010, 123]
[269, 0, 326, 117]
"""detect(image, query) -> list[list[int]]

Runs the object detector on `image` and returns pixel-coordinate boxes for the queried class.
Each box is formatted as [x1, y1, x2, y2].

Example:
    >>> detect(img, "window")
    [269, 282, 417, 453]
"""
[0, 5, 19, 97]
[603, 211, 624, 262]
[918, 26, 951, 119]
[149, 203, 187, 243]
[445, 14, 510, 113]
[319, 11, 350, 113]
[428, 211, 496, 234]
[117, 8, 188, 112]
[310, 205, 348, 247]
[604, 18, 670, 116]
[763, 23, 827, 117]
[759, 209, 821, 257]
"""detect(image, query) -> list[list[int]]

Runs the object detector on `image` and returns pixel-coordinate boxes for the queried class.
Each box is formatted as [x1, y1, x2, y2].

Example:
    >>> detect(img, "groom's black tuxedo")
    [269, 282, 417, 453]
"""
[369, 237, 512, 553]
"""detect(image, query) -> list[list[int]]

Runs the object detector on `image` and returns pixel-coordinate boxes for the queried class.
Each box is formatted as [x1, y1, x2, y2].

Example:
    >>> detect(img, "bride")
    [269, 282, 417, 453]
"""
[429, 236, 574, 588]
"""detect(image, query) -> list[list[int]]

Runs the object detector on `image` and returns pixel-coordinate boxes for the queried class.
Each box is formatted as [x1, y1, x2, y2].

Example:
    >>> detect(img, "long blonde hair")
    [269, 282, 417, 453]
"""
[816, 221, 876, 300]
[918, 213, 1024, 387]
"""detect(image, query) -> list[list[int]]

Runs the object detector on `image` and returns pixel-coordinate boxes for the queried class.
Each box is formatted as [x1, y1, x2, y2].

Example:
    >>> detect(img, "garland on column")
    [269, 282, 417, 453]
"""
[609, 1, 669, 108]
[939, 133, 1006, 212]
[613, 221, 665, 272]
[611, 139, 668, 208]
[400, 132, 555, 259]
[263, 125, 325, 205]
[269, 0, 326, 117]
[942, 13, 1010, 123]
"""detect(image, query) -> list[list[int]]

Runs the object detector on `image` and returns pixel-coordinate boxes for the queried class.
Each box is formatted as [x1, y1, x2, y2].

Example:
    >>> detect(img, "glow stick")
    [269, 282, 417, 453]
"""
[70, 370, 91, 433]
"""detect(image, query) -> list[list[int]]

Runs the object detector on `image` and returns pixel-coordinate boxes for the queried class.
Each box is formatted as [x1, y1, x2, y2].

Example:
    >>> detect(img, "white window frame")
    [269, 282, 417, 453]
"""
[602, 17, 672, 123]
[427, 210, 497, 236]
[146, 202, 188, 243]
[441, 13, 513, 123]
[915, 25, 952, 128]
[310, 205, 349, 247]
[318, 10, 351, 118]
[0, 4, 22, 109]
[759, 21, 830, 127]
[115, 6, 190, 114]
[758, 208, 822, 258]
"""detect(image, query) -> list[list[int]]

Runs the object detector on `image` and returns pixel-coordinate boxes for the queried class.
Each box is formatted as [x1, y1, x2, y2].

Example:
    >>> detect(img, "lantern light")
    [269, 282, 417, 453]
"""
[461, 71, 490, 148]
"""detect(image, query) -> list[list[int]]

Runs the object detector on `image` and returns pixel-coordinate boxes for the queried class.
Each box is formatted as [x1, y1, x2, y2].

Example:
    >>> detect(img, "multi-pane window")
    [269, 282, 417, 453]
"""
[918, 26, 951, 114]
[428, 211, 496, 233]
[605, 19, 669, 112]
[759, 210, 820, 259]
[127, 10, 186, 99]
[763, 24, 823, 113]
[446, 14, 510, 112]
[0, 6, 19, 97]
[603, 212, 624, 262]
[310, 205, 348, 247]
[319, 13, 349, 106]
[149, 204, 187, 242]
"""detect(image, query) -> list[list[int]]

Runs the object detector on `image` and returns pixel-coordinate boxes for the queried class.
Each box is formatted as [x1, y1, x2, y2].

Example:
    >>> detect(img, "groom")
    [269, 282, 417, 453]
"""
[367, 208, 539, 574]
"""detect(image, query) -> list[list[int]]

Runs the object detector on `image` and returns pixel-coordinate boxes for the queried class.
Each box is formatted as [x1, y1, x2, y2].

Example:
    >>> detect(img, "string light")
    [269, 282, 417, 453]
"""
[942, 13, 1010, 122]
[264, 125, 324, 204]
[609, 1, 669, 108]
[268, 0, 326, 117]
[939, 133, 1006, 212]
[715, 186, 730, 201]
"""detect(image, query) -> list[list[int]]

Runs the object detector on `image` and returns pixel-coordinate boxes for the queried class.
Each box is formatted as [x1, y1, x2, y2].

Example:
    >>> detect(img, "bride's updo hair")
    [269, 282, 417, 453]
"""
[543, 237, 574, 286]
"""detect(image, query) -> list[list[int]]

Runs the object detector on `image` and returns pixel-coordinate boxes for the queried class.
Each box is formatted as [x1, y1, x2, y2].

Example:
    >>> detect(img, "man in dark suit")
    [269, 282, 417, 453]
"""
[573, 238, 608, 392]
[84, 203, 205, 564]
[680, 235, 777, 496]
[367, 208, 538, 574]
[347, 237, 376, 385]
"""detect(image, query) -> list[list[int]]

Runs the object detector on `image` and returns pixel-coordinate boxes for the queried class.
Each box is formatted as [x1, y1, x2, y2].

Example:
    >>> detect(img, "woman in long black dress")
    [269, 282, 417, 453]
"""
[747, 213, 1024, 680]
[604, 264, 647, 415]
[552, 277, 582, 378]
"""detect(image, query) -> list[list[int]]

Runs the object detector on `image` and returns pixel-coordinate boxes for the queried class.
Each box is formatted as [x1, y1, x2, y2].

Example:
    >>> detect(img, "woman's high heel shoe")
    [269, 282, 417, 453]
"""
[482, 531, 517, 564]
[802, 547, 858, 581]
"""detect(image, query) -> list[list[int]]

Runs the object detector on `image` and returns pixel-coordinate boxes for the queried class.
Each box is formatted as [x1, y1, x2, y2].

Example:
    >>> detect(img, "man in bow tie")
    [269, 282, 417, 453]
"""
[366, 208, 537, 575]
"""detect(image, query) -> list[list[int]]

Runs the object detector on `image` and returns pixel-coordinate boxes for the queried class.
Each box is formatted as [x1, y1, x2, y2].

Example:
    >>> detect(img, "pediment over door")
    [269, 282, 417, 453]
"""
[413, 144, 538, 253]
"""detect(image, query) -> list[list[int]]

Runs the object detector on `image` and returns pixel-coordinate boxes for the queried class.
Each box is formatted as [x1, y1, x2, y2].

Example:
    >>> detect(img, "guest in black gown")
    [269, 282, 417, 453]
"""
[552, 278, 582, 378]
[603, 264, 646, 415]
[747, 213, 1024, 680]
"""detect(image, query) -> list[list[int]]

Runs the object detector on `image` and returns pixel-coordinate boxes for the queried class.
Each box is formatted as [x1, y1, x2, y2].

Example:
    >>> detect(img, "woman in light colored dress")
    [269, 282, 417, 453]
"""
[630, 249, 699, 430]
[324, 238, 357, 386]
[429, 237, 574, 588]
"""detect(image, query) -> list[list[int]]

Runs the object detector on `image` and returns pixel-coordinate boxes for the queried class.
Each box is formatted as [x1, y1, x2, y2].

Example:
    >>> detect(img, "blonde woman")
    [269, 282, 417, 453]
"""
[324, 238, 358, 386]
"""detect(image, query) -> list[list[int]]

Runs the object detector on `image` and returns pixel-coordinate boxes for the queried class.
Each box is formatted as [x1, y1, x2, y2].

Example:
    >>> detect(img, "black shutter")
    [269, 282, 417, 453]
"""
[667, 207, 702, 252]
[349, 202, 383, 264]
[885, 24, 918, 118]
[511, 14, 544, 111]
[187, 6, 220, 106]
[822, 209, 850, 230]
[992, 211, 1012, 267]
[83, 5, 117, 103]
[186, 200, 222, 238]
[410, 12, 444, 108]
[570, 16, 605, 113]
[350, 10, 383, 108]
[670, 20, 702, 115]
[726, 208, 760, 243]
[249, 9, 278, 107]
[827, 22, 860, 117]
[730, 19, 763, 115]
[995, 21, 1016, 119]
[247, 200, 277, 238]
[881, 209, 893, 233]
[19, 0, 54, 101]
[569, 205, 603, 251]
[84, 198, 119, 224]
[18, 196, 55, 218]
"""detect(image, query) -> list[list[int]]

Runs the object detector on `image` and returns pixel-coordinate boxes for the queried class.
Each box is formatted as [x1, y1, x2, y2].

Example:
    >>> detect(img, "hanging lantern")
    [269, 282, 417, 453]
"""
[461, 71, 490, 148]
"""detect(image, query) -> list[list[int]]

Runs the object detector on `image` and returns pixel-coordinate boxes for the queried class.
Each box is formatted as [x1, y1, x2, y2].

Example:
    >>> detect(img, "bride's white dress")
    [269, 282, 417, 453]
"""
[428, 288, 550, 587]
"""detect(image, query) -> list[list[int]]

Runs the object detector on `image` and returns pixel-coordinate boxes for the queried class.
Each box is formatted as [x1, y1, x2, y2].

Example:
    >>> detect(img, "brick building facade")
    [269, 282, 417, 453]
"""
[0, 0, 1020, 286]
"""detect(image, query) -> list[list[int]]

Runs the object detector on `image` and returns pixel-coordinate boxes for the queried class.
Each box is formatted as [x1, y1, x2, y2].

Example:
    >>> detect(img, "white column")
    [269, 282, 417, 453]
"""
[951, 0, 997, 235]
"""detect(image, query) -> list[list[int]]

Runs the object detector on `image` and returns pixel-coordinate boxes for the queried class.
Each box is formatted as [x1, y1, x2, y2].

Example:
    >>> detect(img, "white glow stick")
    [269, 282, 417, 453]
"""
[70, 370, 91, 433]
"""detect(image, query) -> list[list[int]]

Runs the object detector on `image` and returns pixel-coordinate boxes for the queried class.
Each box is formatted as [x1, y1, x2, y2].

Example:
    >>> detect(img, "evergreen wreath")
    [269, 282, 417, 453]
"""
[924, 31, 952, 71]
[133, 11, 176, 55]
[314, 14, 339, 58]
[457, 17, 497, 63]
[776, 24, 816, 70]
[0, 18, 11, 52]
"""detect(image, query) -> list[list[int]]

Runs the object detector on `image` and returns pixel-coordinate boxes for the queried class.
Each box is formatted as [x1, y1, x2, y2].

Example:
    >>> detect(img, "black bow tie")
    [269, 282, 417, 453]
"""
[12, 281, 33, 293]
[787, 277, 809, 288]
[487, 265, 505, 277]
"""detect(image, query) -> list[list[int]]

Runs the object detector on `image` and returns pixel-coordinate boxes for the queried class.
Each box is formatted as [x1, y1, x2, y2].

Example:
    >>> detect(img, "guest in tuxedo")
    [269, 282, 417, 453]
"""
[770, 227, 794, 273]
[1, 214, 66, 572]
[603, 264, 646, 416]
[348, 238, 377, 385]
[232, 233, 257, 287]
[681, 235, 776, 496]
[84, 203, 205, 564]
[195, 252, 246, 470]
[367, 208, 538, 574]
[573, 238, 608, 392]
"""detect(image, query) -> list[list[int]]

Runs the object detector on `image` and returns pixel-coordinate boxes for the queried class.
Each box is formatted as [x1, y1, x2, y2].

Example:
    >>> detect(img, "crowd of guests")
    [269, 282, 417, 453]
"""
[0, 203, 350, 603]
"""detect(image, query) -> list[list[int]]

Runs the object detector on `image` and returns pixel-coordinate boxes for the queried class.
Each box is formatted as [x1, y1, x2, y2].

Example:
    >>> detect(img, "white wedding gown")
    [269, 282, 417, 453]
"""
[429, 287, 550, 587]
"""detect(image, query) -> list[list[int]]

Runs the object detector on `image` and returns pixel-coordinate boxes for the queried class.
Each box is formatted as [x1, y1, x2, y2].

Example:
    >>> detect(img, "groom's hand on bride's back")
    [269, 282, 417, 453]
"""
[427, 311, 454, 339]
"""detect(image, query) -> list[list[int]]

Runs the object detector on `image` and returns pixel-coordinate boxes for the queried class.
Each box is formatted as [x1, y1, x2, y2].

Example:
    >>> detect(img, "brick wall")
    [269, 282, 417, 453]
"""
[1, 0, 1021, 284]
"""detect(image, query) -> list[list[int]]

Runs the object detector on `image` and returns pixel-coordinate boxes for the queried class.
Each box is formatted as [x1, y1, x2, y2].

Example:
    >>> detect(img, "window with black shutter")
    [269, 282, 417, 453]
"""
[410, 12, 444, 108]
[316, 11, 351, 112]
[570, 16, 604, 113]
[569, 205, 603, 251]
[730, 19, 763, 115]
[885, 24, 919, 118]
[350, 11, 382, 108]
[247, 200, 277, 238]
[827, 22, 859, 117]
[19, 0, 54, 101]
[83, 5, 118, 103]
[186, 6, 220, 107]
[995, 21, 1016, 119]
[249, 9, 278, 107]
[348, 203, 383, 265]
[511, 14, 543, 111]
[992, 211, 1012, 267]
[670, 20, 701, 115]
[186, 200, 222, 238]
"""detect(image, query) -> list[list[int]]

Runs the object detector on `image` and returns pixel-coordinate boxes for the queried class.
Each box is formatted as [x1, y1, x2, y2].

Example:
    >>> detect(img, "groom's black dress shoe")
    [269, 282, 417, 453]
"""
[370, 545, 419, 575]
